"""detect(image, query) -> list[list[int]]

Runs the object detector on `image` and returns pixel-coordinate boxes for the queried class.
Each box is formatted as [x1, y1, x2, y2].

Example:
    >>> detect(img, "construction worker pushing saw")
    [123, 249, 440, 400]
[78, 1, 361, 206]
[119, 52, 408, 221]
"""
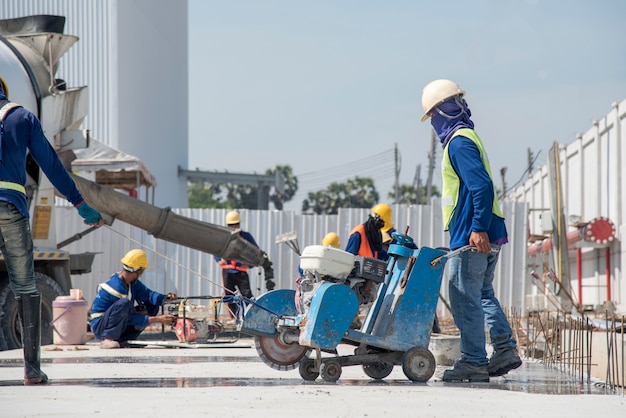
[420, 79, 521, 382]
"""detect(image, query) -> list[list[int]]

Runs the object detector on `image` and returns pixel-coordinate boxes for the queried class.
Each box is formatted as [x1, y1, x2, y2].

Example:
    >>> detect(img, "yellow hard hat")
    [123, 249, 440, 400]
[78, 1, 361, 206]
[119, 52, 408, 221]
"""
[225, 210, 241, 225]
[371, 203, 393, 232]
[420, 79, 465, 122]
[121, 249, 149, 271]
[321, 232, 340, 248]
[0, 76, 9, 97]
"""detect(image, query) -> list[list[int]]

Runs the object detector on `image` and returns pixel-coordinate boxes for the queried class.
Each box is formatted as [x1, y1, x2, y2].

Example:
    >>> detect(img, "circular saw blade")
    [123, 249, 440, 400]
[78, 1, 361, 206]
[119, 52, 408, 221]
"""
[255, 335, 309, 371]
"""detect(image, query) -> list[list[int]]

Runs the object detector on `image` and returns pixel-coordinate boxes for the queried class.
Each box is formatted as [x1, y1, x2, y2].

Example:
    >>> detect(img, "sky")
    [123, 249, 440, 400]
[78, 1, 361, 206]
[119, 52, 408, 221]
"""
[188, 0, 626, 211]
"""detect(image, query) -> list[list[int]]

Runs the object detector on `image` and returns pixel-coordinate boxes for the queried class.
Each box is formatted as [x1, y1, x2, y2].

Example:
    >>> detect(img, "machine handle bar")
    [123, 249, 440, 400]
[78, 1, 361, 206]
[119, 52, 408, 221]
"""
[430, 245, 499, 267]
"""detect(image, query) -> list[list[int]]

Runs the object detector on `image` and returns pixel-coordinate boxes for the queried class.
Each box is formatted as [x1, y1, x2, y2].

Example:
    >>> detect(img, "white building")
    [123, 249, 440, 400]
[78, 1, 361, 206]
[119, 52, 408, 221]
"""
[510, 99, 626, 313]
[0, 0, 189, 208]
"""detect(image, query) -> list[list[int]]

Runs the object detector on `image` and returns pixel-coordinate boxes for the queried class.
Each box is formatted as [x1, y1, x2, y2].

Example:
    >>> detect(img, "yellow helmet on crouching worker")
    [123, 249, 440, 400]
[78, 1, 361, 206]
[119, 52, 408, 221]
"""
[121, 249, 149, 272]
[420, 79, 465, 122]
[371, 203, 393, 232]
[321, 232, 340, 248]
[225, 210, 241, 225]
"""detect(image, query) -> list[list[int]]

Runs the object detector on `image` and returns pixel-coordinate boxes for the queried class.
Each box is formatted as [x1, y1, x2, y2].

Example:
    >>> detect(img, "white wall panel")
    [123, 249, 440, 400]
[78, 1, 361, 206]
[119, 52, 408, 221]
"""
[511, 99, 626, 311]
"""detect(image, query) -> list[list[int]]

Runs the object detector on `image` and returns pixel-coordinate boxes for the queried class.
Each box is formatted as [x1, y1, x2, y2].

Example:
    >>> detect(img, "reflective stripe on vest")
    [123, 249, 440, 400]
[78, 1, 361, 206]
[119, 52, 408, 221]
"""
[89, 282, 132, 320]
[349, 223, 377, 259]
[441, 128, 504, 231]
[0, 181, 25, 194]
[220, 260, 248, 272]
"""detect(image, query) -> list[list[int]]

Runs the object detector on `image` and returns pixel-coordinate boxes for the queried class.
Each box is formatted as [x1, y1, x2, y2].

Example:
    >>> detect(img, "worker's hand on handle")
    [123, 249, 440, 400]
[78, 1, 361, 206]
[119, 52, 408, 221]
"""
[149, 314, 176, 325]
[469, 231, 491, 254]
[165, 292, 177, 301]
[75, 201, 104, 226]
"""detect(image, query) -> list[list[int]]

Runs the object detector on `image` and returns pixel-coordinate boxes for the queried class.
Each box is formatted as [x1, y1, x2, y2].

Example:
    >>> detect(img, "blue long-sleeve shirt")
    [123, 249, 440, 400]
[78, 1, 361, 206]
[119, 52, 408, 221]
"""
[446, 136, 508, 250]
[0, 94, 84, 217]
[90, 272, 165, 330]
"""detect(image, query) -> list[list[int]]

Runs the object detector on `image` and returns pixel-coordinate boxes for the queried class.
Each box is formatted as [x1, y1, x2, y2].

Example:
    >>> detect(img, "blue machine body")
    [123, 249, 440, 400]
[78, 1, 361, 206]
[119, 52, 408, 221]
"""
[241, 289, 297, 336]
[298, 282, 359, 350]
[242, 233, 450, 381]
[296, 243, 446, 352]
[345, 245, 446, 351]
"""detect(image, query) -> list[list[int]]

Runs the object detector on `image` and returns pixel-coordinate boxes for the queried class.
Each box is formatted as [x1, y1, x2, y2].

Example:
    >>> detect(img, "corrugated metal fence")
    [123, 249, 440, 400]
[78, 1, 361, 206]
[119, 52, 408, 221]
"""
[57, 201, 529, 319]
[510, 99, 626, 309]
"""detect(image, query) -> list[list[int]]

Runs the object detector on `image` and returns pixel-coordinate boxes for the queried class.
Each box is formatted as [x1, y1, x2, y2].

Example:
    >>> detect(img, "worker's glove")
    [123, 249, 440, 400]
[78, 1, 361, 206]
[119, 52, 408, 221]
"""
[265, 279, 276, 291]
[76, 201, 103, 225]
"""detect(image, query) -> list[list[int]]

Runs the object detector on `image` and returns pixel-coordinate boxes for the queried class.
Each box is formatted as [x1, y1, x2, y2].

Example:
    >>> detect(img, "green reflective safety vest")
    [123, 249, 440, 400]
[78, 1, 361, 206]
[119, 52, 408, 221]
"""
[441, 128, 503, 231]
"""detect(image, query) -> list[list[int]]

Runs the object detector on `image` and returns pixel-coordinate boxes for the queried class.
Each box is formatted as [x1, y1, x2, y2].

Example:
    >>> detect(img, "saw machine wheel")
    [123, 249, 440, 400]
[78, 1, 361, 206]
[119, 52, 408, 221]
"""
[255, 335, 310, 371]
[401, 347, 436, 382]
[298, 358, 319, 381]
[362, 360, 394, 380]
[319, 359, 342, 382]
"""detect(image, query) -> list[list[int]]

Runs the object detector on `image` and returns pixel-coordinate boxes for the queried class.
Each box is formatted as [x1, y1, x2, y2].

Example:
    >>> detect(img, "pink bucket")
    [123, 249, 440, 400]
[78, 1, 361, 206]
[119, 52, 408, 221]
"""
[51, 290, 88, 345]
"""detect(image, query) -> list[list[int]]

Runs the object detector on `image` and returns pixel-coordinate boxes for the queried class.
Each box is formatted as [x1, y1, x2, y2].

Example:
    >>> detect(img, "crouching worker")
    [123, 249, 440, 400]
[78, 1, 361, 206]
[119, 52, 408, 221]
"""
[90, 249, 177, 348]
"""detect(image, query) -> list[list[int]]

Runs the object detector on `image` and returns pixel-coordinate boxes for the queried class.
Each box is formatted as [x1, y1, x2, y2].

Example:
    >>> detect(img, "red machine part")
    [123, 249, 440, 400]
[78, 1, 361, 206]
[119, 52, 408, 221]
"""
[175, 318, 198, 342]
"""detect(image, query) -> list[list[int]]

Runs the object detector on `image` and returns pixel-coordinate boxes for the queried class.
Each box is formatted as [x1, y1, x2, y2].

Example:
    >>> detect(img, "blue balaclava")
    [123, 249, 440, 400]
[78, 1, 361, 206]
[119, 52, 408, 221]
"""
[430, 95, 474, 148]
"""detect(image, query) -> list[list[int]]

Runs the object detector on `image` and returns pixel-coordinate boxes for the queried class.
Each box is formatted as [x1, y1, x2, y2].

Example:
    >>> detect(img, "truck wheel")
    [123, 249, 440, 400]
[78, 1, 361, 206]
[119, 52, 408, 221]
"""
[0, 273, 64, 350]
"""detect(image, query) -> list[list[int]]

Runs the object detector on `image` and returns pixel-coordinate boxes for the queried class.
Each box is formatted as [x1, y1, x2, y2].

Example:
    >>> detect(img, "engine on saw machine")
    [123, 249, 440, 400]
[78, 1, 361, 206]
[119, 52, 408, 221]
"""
[296, 245, 387, 314]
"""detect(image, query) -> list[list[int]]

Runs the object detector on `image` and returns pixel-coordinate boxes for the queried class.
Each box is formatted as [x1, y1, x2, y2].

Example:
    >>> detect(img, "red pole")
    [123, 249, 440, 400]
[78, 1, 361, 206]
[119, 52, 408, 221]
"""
[577, 248, 582, 306]
[606, 247, 611, 301]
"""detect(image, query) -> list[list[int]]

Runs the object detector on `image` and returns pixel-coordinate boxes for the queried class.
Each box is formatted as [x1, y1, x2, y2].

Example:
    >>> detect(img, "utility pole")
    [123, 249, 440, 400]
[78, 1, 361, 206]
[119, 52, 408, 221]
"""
[414, 164, 422, 204]
[500, 167, 507, 199]
[425, 129, 437, 202]
[527, 148, 534, 178]
[393, 143, 400, 204]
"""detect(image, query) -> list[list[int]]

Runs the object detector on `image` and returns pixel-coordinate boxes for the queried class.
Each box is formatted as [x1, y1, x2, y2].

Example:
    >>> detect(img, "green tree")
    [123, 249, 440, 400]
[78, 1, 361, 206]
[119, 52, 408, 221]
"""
[266, 165, 298, 210]
[302, 176, 379, 214]
[187, 164, 298, 210]
[387, 183, 440, 205]
[188, 182, 225, 208]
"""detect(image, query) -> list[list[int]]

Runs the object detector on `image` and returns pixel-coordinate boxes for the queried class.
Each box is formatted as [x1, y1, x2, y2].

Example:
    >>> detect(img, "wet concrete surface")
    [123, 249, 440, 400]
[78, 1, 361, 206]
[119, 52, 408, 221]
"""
[0, 357, 615, 394]
[0, 336, 624, 417]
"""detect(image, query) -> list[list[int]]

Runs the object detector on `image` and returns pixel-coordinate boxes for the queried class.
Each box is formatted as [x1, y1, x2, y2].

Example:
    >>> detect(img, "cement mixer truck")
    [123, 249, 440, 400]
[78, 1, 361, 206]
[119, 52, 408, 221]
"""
[0, 15, 274, 350]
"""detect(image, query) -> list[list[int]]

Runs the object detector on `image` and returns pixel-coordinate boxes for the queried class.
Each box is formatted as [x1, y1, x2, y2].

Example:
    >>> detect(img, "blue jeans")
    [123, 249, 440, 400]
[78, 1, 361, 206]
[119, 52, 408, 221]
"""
[0, 201, 36, 295]
[448, 246, 515, 366]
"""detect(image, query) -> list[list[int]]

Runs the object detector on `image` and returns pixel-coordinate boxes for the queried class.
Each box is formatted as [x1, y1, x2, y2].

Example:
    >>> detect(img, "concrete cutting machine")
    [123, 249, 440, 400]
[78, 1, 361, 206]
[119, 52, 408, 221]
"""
[242, 233, 453, 382]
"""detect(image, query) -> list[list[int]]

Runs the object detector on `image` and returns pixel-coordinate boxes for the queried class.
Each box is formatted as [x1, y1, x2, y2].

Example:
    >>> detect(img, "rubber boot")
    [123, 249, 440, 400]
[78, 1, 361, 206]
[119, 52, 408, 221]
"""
[17, 294, 49, 385]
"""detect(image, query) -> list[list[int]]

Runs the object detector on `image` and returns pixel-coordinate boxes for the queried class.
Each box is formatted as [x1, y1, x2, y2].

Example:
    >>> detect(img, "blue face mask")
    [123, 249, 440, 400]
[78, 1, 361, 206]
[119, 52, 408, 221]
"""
[430, 96, 474, 147]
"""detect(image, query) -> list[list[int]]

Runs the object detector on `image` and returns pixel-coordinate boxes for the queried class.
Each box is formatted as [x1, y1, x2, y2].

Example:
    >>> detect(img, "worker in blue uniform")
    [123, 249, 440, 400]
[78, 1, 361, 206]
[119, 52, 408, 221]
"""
[420, 79, 521, 382]
[0, 77, 103, 384]
[90, 249, 177, 348]
[215, 210, 262, 319]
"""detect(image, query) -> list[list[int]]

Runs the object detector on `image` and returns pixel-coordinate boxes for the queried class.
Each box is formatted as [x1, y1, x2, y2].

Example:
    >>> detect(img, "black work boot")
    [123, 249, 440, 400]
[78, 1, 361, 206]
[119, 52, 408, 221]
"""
[17, 294, 49, 385]
[442, 359, 489, 382]
[488, 347, 522, 377]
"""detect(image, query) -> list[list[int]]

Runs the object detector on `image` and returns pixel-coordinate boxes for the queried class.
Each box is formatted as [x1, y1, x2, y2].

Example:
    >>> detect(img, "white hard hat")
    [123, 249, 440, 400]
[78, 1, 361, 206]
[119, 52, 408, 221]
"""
[420, 79, 465, 122]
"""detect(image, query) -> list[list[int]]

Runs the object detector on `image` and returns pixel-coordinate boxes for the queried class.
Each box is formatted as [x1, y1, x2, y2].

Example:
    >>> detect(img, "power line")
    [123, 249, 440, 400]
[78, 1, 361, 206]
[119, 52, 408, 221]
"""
[294, 148, 396, 195]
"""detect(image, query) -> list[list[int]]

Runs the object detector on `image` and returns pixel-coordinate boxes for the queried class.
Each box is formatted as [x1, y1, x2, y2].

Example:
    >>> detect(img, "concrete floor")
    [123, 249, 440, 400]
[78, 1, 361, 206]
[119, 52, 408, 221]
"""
[0, 333, 624, 418]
